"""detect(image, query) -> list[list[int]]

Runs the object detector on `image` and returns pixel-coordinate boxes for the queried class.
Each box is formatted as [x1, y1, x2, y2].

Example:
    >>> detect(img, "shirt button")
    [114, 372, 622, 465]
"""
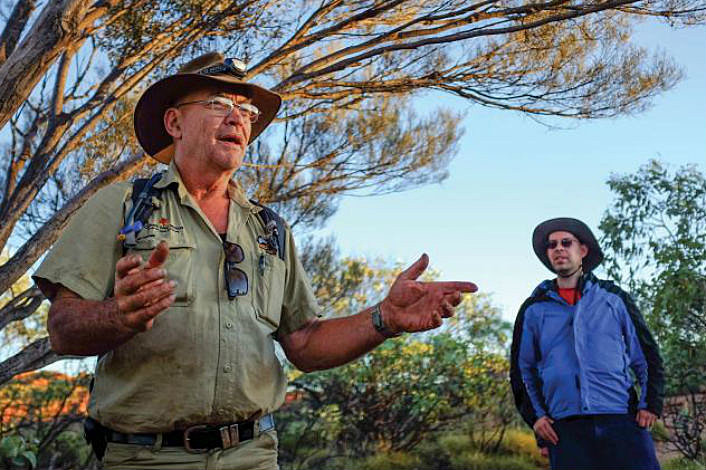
[225, 321, 233, 329]
[223, 364, 232, 373]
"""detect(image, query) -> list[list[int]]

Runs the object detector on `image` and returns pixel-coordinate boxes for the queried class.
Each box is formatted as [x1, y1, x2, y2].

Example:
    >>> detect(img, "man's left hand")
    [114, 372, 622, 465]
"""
[380, 254, 477, 333]
[636, 409, 658, 428]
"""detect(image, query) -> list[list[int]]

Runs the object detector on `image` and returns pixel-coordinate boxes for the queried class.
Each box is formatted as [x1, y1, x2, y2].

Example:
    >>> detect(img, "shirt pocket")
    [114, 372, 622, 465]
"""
[128, 235, 195, 306]
[253, 253, 286, 330]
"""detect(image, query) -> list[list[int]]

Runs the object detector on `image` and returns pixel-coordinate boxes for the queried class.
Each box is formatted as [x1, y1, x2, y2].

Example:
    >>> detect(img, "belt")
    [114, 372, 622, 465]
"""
[105, 414, 275, 453]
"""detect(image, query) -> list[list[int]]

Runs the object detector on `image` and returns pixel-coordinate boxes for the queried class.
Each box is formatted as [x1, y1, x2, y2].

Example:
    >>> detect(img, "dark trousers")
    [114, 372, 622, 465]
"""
[548, 414, 661, 470]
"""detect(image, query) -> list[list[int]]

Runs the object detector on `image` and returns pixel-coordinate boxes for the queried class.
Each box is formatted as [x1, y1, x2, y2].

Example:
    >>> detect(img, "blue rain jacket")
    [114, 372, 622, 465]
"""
[514, 274, 663, 421]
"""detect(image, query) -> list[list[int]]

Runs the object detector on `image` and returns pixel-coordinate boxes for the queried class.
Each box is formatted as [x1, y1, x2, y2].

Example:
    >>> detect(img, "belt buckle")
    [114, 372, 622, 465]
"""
[219, 424, 239, 449]
[183, 425, 209, 453]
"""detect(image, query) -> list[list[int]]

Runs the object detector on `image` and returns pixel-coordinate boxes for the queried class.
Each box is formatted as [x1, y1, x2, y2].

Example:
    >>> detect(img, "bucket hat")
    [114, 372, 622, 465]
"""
[532, 217, 604, 273]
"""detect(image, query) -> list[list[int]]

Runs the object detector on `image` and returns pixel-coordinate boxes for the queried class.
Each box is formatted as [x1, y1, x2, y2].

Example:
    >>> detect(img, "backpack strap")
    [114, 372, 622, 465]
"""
[250, 200, 286, 262]
[119, 172, 165, 252]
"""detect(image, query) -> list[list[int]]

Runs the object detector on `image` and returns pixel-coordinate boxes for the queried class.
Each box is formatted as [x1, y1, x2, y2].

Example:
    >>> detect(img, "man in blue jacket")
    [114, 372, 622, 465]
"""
[510, 217, 664, 469]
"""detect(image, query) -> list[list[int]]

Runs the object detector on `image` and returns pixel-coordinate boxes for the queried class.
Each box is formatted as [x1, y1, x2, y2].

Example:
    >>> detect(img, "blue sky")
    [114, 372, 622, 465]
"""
[316, 21, 706, 320]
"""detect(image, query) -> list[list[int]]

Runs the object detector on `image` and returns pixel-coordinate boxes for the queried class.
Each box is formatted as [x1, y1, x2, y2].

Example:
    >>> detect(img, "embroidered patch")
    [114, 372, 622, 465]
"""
[143, 221, 184, 233]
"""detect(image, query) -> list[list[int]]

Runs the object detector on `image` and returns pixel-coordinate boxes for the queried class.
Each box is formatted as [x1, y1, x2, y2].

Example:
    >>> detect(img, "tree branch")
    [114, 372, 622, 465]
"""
[0, 337, 58, 385]
[0, 152, 146, 295]
[0, 0, 38, 67]
[278, 0, 640, 89]
[0, 0, 121, 131]
[0, 286, 43, 331]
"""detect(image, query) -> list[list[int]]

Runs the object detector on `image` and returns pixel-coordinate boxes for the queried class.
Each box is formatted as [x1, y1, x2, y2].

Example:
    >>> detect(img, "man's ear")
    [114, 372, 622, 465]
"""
[164, 108, 183, 139]
[580, 243, 589, 259]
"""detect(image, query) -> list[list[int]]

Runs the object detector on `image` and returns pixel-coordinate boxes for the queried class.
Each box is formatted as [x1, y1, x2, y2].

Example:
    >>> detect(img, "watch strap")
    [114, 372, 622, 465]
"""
[372, 303, 402, 338]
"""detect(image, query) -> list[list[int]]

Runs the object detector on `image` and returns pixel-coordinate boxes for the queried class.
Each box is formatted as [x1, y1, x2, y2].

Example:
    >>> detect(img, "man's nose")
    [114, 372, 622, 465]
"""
[224, 107, 246, 125]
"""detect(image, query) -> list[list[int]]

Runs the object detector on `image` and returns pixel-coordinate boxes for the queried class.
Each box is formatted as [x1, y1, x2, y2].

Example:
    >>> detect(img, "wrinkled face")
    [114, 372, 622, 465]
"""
[546, 230, 588, 276]
[164, 87, 253, 172]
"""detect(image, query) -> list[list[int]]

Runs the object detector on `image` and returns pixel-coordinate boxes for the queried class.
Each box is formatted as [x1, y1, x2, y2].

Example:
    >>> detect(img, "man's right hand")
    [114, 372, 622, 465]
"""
[112, 241, 176, 332]
[533, 416, 559, 445]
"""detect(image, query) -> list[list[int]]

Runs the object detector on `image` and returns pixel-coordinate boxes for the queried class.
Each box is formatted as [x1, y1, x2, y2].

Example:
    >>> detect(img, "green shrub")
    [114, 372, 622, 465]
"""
[450, 451, 542, 470]
[360, 451, 422, 470]
[438, 433, 473, 455]
[650, 421, 669, 442]
[661, 457, 705, 470]
[497, 428, 546, 467]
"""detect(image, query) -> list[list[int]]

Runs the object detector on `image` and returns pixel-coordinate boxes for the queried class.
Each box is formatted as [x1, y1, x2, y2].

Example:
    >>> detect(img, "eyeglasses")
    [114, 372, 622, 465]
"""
[224, 242, 248, 299]
[175, 96, 260, 122]
[546, 238, 579, 250]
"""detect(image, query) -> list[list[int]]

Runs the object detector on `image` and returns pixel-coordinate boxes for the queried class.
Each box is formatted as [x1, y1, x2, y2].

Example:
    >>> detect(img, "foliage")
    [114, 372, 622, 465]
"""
[277, 256, 514, 468]
[662, 457, 706, 470]
[360, 451, 422, 470]
[0, 371, 94, 470]
[449, 451, 542, 470]
[599, 159, 706, 464]
[0, 435, 36, 469]
[496, 429, 546, 467]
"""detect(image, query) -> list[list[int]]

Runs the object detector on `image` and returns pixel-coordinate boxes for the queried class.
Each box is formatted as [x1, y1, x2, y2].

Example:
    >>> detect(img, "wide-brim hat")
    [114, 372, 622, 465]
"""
[134, 52, 282, 164]
[532, 217, 604, 273]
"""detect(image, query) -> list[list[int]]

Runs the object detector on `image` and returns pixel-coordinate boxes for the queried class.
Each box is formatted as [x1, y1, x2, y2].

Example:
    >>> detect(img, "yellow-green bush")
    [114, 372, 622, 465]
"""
[450, 451, 542, 470]
[650, 421, 669, 442]
[498, 428, 546, 467]
[438, 433, 473, 455]
[661, 457, 705, 470]
[360, 451, 422, 470]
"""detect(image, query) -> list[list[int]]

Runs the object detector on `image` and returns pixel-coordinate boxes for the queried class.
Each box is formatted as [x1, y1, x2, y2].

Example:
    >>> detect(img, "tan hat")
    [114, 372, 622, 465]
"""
[133, 52, 282, 163]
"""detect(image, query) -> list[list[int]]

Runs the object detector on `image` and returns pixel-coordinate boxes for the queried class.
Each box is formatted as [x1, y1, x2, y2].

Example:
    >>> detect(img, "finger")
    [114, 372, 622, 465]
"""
[116, 268, 167, 296]
[118, 280, 176, 312]
[430, 310, 443, 329]
[146, 241, 170, 269]
[124, 294, 176, 331]
[427, 281, 478, 294]
[440, 300, 455, 318]
[537, 427, 550, 442]
[444, 291, 462, 307]
[116, 255, 143, 279]
[137, 278, 165, 293]
[545, 424, 559, 444]
[398, 253, 429, 281]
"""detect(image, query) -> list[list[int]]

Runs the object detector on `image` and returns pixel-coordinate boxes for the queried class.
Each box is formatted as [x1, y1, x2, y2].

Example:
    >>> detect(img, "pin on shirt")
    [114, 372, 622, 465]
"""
[257, 221, 279, 257]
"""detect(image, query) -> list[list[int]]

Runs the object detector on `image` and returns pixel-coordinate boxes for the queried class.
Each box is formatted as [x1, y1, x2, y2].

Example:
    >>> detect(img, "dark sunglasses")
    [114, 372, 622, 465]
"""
[224, 242, 248, 299]
[546, 238, 578, 250]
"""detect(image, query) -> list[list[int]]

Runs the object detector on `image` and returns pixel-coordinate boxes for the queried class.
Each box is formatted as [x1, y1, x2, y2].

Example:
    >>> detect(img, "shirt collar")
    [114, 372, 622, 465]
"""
[155, 161, 262, 213]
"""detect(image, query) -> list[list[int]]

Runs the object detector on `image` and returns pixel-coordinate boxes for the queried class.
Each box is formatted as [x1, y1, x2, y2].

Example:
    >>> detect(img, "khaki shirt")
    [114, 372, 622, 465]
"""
[33, 162, 321, 432]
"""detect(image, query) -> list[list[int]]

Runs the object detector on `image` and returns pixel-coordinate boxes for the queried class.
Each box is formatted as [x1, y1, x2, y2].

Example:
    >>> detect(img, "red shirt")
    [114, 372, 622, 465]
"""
[558, 287, 582, 305]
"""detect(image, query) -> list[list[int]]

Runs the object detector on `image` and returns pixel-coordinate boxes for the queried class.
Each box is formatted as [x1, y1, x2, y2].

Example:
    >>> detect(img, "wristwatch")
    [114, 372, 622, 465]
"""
[371, 303, 402, 338]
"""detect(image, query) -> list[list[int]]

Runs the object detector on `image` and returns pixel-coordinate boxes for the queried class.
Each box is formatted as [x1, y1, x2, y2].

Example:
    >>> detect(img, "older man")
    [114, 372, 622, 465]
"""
[33, 53, 477, 469]
[510, 217, 664, 470]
